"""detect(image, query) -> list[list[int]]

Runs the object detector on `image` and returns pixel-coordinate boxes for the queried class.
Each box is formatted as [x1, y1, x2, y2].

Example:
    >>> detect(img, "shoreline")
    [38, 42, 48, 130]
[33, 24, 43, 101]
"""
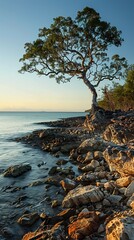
[1, 109, 134, 240]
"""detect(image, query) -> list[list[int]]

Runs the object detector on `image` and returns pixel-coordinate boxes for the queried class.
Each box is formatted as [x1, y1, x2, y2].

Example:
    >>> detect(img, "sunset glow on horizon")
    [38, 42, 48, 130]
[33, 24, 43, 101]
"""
[0, 0, 134, 111]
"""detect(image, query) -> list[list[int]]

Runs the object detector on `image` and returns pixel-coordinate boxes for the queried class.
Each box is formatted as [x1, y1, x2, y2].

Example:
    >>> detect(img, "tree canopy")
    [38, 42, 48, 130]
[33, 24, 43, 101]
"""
[19, 7, 127, 111]
[98, 65, 134, 110]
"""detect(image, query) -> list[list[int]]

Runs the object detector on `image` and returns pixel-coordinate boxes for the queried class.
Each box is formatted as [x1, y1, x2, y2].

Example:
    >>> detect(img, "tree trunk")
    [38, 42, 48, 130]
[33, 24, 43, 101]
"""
[82, 76, 98, 113]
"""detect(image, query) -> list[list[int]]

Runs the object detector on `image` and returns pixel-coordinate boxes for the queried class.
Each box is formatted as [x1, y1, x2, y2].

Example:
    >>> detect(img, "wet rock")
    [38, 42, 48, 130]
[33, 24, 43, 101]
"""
[103, 146, 134, 176]
[49, 166, 58, 175]
[68, 211, 99, 239]
[60, 178, 76, 192]
[29, 179, 46, 187]
[51, 200, 61, 208]
[69, 149, 78, 160]
[125, 180, 134, 197]
[62, 185, 104, 208]
[106, 210, 134, 240]
[3, 163, 31, 177]
[45, 177, 60, 186]
[56, 159, 68, 165]
[17, 212, 39, 226]
[1, 227, 15, 238]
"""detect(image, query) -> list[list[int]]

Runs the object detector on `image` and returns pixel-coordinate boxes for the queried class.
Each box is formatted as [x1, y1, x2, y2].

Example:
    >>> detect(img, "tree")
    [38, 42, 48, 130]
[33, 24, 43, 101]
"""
[98, 65, 134, 110]
[19, 7, 127, 112]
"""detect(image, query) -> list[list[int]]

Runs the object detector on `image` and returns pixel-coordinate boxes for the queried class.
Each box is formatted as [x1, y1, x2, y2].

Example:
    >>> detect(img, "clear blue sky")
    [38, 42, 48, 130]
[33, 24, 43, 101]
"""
[0, 0, 133, 111]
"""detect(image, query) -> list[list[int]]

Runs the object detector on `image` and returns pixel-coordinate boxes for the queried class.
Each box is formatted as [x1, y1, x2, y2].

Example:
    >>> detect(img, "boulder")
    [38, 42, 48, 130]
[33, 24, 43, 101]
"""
[106, 210, 134, 240]
[77, 137, 108, 154]
[60, 178, 76, 192]
[103, 146, 134, 176]
[80, 160, 100, 172]
[116, 176, 132, 188]
[22, 230, 47, 240]
[125, 181, 134, 197]
[68, 211, 99, 239]
[17, 212, 39, 226]
[103, 112, 134, 144]
[76, 173, 96, 183]
[3, 164, 31, 177]
[62, 185, 104, 208]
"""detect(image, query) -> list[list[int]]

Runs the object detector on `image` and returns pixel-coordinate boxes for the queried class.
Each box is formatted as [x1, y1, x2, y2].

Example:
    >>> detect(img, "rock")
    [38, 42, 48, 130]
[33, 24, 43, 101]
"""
[125, 180, 134, 197]
[116, 176, 132, 187]
[60, 143, 77, 154]
[68, 211, 99, 239]
[77, 137, 109, 155]
[29, 180, 46, 187]
[17, 212, 39, 226]
[39, 130, 47, 138]
[127, 194, 134, 209]
[69, 149, 78, 160]
[48, 208, 76, 225]
[60, 178, 76, 192]
[94, 151, 103, 159]
[3, 164, 31, 177]
[1, 227, 14, 238]
[22, 230, 47, 240]
[98, 224, 105, 233]
[104, 181, 115, 192]
[106, 210, 134, 240]
[48, 166, 58, 175]
[102, 199, 111, 207]
[76, 173, 96, 183]
[103, 146, 134, 176]
[103, 114, 134, 144]
[80, 160, 100, 172]
[48, 222, 66, 240]
[56, 159, 68, 165]
[84, 151, 94, 163]
[107, 195, 122, 205]
[51, 200, 60, 208]
[62, 185, 104, 208]
[84, 110, 110, 132]
[45, 177, 60, 186]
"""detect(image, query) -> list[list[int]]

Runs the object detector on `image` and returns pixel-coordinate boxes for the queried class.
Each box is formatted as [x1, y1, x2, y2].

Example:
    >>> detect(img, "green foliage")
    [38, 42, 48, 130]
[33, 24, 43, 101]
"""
[19, 7, 127, 107]
[98, 65, 134, 110]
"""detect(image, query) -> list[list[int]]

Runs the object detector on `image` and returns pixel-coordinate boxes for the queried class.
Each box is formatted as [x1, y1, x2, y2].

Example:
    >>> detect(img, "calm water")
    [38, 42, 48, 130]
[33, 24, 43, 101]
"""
[0, 111, 86, 163]
[0, 111, 85, 239]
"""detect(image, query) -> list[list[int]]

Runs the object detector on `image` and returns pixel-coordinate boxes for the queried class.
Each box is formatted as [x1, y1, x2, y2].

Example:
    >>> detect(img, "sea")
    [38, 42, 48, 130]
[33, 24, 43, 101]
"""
[0, 111, 86, 239]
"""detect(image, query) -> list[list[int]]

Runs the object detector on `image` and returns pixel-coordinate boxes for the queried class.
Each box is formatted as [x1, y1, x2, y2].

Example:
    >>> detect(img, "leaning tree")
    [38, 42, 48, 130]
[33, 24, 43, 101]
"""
[19, 7, 127, 111]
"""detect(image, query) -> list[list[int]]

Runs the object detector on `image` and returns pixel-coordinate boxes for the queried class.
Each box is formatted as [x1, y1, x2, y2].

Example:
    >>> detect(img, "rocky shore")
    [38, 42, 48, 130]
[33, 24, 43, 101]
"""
[2, 109, 134, 240]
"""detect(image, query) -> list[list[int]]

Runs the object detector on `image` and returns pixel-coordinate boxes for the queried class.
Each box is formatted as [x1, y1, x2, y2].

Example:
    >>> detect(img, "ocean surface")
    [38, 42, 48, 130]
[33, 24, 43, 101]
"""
[0, 111, 86, 165]
[0, 111, 86, 239]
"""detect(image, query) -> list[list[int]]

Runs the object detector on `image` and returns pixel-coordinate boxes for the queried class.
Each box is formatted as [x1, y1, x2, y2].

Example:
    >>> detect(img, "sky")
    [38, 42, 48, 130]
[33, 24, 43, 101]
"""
[0, 0, 134, 112]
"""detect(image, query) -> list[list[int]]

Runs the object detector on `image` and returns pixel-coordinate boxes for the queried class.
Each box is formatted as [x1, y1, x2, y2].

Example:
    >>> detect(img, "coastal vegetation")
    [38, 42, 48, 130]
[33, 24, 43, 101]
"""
[19, 7, 127, 112]
[98, 65, 134, 110]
